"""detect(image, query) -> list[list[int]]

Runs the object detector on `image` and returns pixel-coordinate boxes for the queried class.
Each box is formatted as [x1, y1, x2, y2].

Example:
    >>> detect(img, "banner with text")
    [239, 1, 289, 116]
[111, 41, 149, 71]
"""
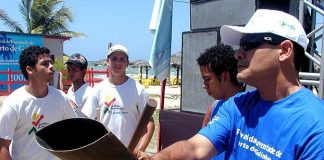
[0, 32, 43, 92]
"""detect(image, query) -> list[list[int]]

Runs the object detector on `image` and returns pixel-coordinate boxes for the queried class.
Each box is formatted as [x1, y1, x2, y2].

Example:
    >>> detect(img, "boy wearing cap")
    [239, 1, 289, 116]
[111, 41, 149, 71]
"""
[82, 44, 154, 151]
[66, 53, 93, 116]
[0, 46, 76, 160]
[134, 9, 324, 160]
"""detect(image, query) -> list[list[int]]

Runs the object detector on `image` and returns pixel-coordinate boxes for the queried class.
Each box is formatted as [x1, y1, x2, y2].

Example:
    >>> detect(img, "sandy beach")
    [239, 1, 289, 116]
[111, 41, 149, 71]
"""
[145, 85, 181, 109]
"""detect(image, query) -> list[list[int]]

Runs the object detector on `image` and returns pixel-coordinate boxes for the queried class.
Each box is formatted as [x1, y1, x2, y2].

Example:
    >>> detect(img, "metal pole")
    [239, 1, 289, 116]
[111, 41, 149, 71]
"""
[299, 0, 305, 24]
[309, 7, 317, 75]
[318, 17, 324, 98]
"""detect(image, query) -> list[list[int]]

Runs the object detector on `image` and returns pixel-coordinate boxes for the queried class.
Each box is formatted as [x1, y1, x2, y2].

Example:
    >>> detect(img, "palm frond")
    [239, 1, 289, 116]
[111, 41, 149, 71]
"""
[19, 0, 32, 32]
[2, 0, 83, 38]
[55, 5, 73, 22]
[0, 9, 24, 32]
[42, 6, 73, 34]
[55, 31, 86, 38]
[47, 0, 64, 10]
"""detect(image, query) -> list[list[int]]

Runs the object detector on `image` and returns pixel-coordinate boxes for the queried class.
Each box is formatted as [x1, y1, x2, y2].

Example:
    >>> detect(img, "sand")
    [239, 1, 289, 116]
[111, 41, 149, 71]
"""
[145, 85, 181, 110]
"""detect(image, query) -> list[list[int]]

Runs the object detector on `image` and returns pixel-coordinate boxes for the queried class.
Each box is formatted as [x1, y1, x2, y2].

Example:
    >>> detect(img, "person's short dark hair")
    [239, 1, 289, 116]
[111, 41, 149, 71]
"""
[19, 46, 50, 80]
[197, 44, 242, 87]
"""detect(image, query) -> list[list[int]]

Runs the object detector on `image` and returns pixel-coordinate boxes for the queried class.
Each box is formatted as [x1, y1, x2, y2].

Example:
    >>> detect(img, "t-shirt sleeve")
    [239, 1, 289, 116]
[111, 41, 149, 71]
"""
[0, 100, 18, 140]
[210, 100, 224, 121]
[299, 132, 324, 159]
[198, 99, 234, 154]
[62, 96, 77, 119]
[81, 91, 98, 119]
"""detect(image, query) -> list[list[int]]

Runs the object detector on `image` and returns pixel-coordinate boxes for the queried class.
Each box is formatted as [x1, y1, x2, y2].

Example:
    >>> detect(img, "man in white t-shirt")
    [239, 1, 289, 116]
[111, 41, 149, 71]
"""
[82, 44, 155, 151]
[66, 53, 93, 117]
[0, 46, 76, 160]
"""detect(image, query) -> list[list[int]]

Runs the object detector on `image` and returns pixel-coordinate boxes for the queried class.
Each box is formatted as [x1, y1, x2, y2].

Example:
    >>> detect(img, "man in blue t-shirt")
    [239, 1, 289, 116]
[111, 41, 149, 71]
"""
[134, 9, 324, 160]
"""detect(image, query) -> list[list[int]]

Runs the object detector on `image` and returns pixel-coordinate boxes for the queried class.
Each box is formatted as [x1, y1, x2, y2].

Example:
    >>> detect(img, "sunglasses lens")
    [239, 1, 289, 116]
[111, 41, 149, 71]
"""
[240, 33, 286, 51]
[240, 38, 261, 51]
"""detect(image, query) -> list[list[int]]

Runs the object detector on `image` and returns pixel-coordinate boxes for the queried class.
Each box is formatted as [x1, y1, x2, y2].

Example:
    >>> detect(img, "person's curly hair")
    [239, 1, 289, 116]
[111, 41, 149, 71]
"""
[19, 46, 50, 80]
[197, 44, 241, 87]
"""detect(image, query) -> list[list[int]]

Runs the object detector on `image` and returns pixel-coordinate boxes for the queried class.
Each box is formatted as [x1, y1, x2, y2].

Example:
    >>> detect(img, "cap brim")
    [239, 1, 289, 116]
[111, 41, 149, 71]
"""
[107, 49, 128, 56]
[220, 25, 247, 47]
[65, 61, 83, 67]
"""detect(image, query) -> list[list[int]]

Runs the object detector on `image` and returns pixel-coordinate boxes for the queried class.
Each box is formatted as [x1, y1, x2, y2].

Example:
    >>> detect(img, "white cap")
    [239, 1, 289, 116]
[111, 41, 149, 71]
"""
[107, 44, 128, 57]
[220, 9, 309, 51]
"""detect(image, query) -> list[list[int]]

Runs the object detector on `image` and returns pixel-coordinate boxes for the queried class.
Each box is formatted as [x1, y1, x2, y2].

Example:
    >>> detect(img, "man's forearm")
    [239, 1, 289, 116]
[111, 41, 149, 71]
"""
[150, 140, 197, 160]
[137, 119, 155, 151]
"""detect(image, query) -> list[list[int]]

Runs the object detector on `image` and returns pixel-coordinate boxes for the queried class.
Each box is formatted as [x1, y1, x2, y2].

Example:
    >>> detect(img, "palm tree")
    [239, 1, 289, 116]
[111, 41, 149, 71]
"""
[0, 0, 83, 37]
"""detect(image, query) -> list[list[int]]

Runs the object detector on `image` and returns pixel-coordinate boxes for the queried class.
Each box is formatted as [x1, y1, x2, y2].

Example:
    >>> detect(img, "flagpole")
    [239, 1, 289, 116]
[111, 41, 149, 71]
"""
[157, 79, 166, 151]
[159, 79, 166, 110]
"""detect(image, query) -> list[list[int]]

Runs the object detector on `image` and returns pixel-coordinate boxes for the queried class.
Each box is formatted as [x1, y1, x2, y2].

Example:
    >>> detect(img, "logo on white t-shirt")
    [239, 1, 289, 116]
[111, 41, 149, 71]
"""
[28, 113, 48, 135]
[104, 96, 116, 114]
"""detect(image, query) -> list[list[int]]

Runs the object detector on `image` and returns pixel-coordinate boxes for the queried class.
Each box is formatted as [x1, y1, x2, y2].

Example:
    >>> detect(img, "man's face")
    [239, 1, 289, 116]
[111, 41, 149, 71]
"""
[235, 34, 280, 85]
[30, 54, 54, 83]
[199, 66, 225, 100]
[67, 63, 85, 82]
[107, 51, 129, 76]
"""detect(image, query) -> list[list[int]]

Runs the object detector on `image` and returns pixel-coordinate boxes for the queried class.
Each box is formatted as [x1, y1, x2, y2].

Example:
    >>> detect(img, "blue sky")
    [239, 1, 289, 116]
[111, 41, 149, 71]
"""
[0, 0, 190, 61]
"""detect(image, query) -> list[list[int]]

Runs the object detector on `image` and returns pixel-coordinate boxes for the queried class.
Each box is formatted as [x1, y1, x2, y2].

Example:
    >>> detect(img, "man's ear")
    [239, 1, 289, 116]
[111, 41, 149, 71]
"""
[221, 71, 230, 83]
[279, 40, 294, 62]
[26, 66, 33, 74]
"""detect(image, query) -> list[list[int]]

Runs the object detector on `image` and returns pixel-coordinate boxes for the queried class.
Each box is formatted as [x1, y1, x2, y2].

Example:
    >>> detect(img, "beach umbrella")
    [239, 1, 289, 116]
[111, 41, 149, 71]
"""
[170, 51, 181, 84]
[130, 60, 151, 79]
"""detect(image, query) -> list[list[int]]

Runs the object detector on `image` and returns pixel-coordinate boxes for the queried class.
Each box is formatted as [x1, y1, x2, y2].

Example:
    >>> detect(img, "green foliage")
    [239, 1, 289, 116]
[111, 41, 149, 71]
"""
[0, 0, 84, 37]
[53, 57, 66, 71]
[53, 56, 69, 80]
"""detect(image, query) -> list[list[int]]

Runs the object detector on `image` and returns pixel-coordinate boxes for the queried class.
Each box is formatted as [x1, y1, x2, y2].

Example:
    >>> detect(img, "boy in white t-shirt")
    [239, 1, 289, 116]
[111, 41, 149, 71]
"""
[66, 53, 93, 117]
[0, 46, 76, 160]
[82, 44, 154, 151]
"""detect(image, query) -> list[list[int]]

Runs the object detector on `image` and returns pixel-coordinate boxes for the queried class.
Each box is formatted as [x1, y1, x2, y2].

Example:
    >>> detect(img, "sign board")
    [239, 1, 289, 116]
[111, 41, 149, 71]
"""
[0, 32, 43, 91]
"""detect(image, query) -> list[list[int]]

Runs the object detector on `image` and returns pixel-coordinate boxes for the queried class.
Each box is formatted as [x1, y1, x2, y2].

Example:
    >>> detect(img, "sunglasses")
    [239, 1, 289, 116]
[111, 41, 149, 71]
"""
[240, 33, 287, 51]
